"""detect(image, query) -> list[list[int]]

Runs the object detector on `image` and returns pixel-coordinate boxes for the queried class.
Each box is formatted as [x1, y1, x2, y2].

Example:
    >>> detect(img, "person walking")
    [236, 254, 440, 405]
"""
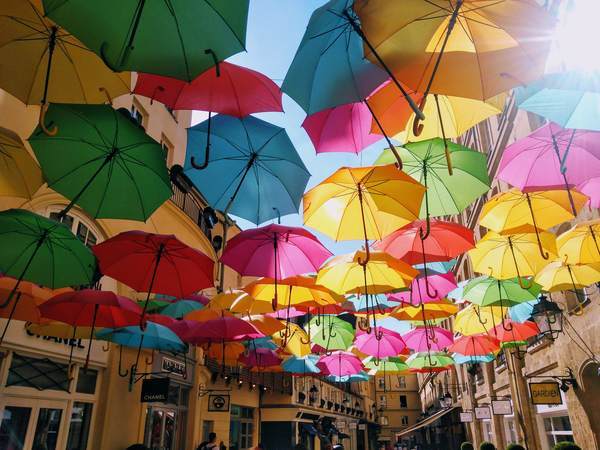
[197, 432, 219, 450]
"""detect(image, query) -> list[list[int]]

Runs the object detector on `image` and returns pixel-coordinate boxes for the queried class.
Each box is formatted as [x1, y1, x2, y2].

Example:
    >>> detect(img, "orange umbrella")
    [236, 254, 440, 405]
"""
[0, 277, 70, 323]
[245, 315, 285, 336]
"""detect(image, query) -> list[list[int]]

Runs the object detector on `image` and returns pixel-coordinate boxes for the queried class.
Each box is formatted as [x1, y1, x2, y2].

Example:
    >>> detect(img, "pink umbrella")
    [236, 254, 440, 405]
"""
[302, 102, 381, 154]
[578, 177, 600, 208]
[266, 307, 306, 320]
[165, 319, 199, 341]
[354, 328, 406, 358]
[387, 272, 457, 305]
[317, 351, 363, 377]
[498, 122, 600, 212]
[184, 317, 264, 344]
[402, 327, 454, 352]
[239, 348, 281, 367]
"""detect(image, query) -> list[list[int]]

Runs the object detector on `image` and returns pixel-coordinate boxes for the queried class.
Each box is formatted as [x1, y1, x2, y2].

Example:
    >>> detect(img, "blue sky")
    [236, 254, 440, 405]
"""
[193, 0, 391, 255]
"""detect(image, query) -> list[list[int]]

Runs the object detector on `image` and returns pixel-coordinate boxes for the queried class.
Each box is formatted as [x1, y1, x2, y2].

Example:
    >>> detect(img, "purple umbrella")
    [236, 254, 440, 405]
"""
[387, 272, 457, 306]
[402, 326, 454, 352]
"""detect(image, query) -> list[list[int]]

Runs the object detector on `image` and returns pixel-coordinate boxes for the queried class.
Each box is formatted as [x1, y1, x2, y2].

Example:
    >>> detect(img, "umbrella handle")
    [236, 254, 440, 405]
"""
[357, 317, 370, 333]
[190, 111, 212, 170]
[473, 306, 488, 326]
[501, 319, 514, 332]
[39, 103, 58, 136]
[101, 342, 110, 352]
[98, 87, 114, 105]
[516, 276, 532, 290]
[412, 97, 427, 137]
[145, 349, 155, 365]
[419, 217, 431, 241]
[118, 345, 130, 378]
[204, 49, 221, 77]
[567, 264, 585, 316]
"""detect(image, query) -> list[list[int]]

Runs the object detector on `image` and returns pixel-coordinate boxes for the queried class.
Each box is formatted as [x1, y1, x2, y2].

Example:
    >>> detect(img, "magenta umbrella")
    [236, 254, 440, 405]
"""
[578, 177, 600, 208]
[302, 102, 381, 154]
[239, 347, 281, 367]
[402, 326, 454, 352]
[354, 327, 406, 358]
[266, 307, 306, 320]
[317, 351, 363, 377]
[498, 122, 600, 213]
[387, 272, 457, 306]
[184, 317, 264, 344]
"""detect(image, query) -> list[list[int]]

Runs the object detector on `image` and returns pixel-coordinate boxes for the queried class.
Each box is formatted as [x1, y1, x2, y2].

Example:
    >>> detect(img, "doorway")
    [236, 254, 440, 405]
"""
[145, 407, 178, 450]
[0, 398, 67, 450]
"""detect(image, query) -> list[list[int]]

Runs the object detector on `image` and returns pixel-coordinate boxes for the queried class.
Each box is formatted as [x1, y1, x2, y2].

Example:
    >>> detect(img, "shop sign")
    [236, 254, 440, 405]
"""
[141, 378, 170, 403]
[460, 411, 474, 423]
[474, 406, 491, 420]
[529, 382, 562, 405]
[358, 424, 367, 431]
[161, 357, 186, 377]
[208, 394, 230, 412]
[491, 399, 513, 415]
[349, 422, 358, 430]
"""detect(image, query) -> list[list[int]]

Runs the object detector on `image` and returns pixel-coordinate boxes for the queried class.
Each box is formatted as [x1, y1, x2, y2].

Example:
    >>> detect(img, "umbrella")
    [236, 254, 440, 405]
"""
[205, 341, 245, 366]
[453, 353, 495, 365]
[205, 292, 248, 311]
[93, 231, 214, 324]
[245, 315, 286, 336]
[579, 177, 600, 209]
[448, 334, 500, 357]
[282, 355, 321, 375]
[0, 0, 130, 134]
[239, 348, 281, 368]
[468, 229, 557, 285]
[272, 322, 311, 357]
[160, 300, 204, 319]
[354, 327, 406, 358]
[303, 165, 425, 255]
[402, 327, 453, 352]
[491, 320, 539, 346]
[454, 305, 504, 336]
[302, 102, 382, 154]
[40, 289, 141, 368]
[306, 316, 355, 352]
[26, 319, 95, 340]
[317, 351, 363, 377]
[0, 209, 96, 342]
[186, 308, 233, 323]
[497, 123, 600, 212]
[376, 139, 490, 224]
[509, 299, 539, 324]
[0, 278, 69, 324]
[479, 189, 587, 258]
[557, 220, 600, 265]
[185, 317, 263, 344]
[391, 299, 458, 322]
[29, 104, 172, 221]
[535, 261, 600, 293]
[406, 352, 453, 373]
[245, 337, 279, 351]
[516, 71, 600, 131]
[0, 127, 43, 200]
[43, 0, 249, 81]
[348, 294, 397, 314]
[266, 307, 307, 320]
[387, 272, 457, 306]
[363, 356, 408, 374]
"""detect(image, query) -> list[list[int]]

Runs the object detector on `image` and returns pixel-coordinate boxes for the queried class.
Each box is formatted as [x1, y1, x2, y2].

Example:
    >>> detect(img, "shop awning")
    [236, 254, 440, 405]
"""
[396, 407, 458, 438]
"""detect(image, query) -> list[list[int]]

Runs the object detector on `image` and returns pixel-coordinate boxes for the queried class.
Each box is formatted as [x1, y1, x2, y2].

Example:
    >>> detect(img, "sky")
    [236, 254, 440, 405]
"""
[192, 0, 391, 255]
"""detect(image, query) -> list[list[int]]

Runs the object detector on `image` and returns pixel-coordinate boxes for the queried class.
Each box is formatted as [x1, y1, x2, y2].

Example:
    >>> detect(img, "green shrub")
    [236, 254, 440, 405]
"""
[553, 442, 581, 450]
[460, 443, 474, 450]
[480, 442, 496, 450]
[506, 444, 525, 450]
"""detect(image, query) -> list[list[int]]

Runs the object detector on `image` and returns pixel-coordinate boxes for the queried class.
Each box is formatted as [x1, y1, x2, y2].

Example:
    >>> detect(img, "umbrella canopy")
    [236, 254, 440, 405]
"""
[43, 0, 249, 81]
[363, 356, 408, 374]
[402, 327, 453, 352]
[391, 299, 458, 322]
[160, 300, 204, 319]
[453, 353, 495, 365]
[246, 315, 286, 336]
[134, 62, 282, 115]
[205, 292, 248, 312]
[239, 348, 281, 367]
[557, 220, 600, 265]
[266, 307, 307, 320]
[185, 317, 263, 344]
[348, 294, 397, 313]
[355, 0, 554, 100]
[205, 341, 245, 366]
[454, 305, 504, 336]
[272, 322, 311, 357]
[317, 351, 364, 377]
[282, 355, 321, 375]
[281, 0, 387, 115]
[509, 299, 540, 324]
[377, 139, 490, 221]
[26, 319, 95, 340]
[0, 278, 66, 323]
[387, 272, 457, 305]
[93, 231, 214, 298]
[184, 115, 310, 225]
[491, 320, 539, 345]
[448, 334, 500, 356]
[0, 127, 43, 200]
[406, 352, 453, 373]
[302, 102, 381, 154]
[354, 328, 406, 358]
[303, 164, 425, 242]
[306, 315, 355, 351]
[497, 123, 600, 192]
[96, 322, 185, 353]
[220, 224, 332, 279]
[462, 277, 541, 308]
[516, 71, 600, 131]
[29, 104, 172, 221]
[0, 0, 130, 106]
[535, 261, 600, 292]
[468, 229, 557, 280]
[316, 250, 418, 295]
[579, 178, 600, 209]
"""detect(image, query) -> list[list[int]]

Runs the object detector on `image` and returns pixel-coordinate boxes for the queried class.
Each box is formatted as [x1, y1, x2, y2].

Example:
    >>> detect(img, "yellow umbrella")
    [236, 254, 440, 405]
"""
[454, 305, 504, 336]
[0, 127, 43, 199]
[557, 220, 600, 265]
[206, 291, 249, 311]
[316, 250, 418, 295]
[272, 322, 311, 357]
[391, 298, 458, 321]
[0, 0, 130, 134]
[242, 276, 345, 311]
[303, 165, 425, 260]
[468, 228, 557, 285]
[535, 261, 600, 292]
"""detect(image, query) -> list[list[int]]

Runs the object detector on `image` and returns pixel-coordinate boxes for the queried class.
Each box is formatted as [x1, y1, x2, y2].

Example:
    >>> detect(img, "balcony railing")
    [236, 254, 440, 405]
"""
[204, 357, 293, 394]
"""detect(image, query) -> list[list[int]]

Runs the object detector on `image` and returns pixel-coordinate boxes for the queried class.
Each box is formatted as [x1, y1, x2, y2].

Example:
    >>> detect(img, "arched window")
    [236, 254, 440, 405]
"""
[43, 207, 102, 248]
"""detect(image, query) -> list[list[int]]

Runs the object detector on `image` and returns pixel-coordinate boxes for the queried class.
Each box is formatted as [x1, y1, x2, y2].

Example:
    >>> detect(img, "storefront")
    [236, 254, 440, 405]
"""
[534, 391, 574, 450]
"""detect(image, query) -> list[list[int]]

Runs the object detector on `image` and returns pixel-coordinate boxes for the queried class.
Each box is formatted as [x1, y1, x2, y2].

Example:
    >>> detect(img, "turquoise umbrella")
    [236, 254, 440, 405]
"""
[509, 299, 540, 323]
[96, 322, 185, 353]
[516, 71, 600, 131]
[282, 355, 321, 375]
[452, 353, 495, 365]
[160, 300, 204, 319]
[246, 337, 278, 351]
[326, 371, 369, 382]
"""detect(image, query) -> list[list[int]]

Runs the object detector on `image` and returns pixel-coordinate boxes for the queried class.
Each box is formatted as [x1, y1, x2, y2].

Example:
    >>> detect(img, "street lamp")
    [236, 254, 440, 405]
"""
[531, 295, 564, 340]
[439, 392, 453, 409]
[309, 384, 319, 404]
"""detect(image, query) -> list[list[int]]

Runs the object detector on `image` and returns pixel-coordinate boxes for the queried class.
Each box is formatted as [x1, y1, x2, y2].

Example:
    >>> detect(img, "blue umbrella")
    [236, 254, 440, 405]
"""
[517, 71, 600, 131]
[161, 300, 204, 319]
[347, 294, 396, 313]
[509, 299, 540, 323]
[326, 371, 369, 383]
[413, 259, 457, 275]
[96, 322, 185, 353]
[184, 114, 310, 225]
[282, 355, 321, 375]
[246, 337, 279, 351]
[452, 353, 495, 365]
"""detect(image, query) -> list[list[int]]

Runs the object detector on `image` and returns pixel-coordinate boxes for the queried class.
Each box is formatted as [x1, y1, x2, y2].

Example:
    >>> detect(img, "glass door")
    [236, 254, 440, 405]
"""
[145, 407, 178, 450]
[0, 398, 67, 450]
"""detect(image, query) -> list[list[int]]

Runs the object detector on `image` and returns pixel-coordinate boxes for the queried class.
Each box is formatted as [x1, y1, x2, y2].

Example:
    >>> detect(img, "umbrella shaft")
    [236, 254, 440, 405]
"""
[41, 27, 58, 105]
[117, 0, 146, 69]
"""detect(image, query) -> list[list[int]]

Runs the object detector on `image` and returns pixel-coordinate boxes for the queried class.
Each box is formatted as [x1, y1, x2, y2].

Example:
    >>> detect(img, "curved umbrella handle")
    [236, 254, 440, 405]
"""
[145, 349, 155, 365]
[190, 111, 212, 170]
[118, 345, 130, 378]
[300, 326, 311, 345]
[357, 244, 371, 267]
[101, 341, 110, 352]
[204, 49, 221, 77]
[419, 217, 431, 241]
[357, 317, 370, 332]
[39, 103, 58, 136]
[99, 87, 114, 105]
[501, 318, 514, 332]
[412, 97, 428, 137]
[473, 306, 488, 326]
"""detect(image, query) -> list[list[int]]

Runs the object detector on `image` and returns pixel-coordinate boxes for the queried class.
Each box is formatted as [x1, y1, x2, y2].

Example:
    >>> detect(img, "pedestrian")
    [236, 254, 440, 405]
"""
[196, 432, 219, 450]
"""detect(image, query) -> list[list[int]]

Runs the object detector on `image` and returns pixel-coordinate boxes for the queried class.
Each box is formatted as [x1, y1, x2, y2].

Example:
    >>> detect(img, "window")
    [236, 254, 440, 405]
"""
[543, 415, 574, 447]
[230, 406, 254, 450]
[131, 101, 148, 128]
[202, 421, 214, 443]
[161, 134, 174, 167]
[565, 288, 591, 314]
[401, 416, 409, 426]
[66, 402, 93, 450]
[49, 212, 99, 249]
[399, 395, 408, 408]
[378, 378, 386, 389]
[6, 353, 70, 392]
[76, 368, 98, 394]
[398, 377, 406, 388]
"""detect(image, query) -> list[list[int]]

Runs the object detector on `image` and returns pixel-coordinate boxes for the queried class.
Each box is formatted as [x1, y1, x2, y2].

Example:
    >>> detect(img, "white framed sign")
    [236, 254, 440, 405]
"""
[492, 399, 513, 415]
[460, 411, 474, 423]
[475, 406, 491, 420]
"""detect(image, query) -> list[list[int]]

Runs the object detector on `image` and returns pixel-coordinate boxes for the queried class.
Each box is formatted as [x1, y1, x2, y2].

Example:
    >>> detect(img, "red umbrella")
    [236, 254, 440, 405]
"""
[491, 320, 539, 344]
[448, 334, 500, 356]
[185, 316, 264, 344]
[93, 231, 214, 325]
[39, 289, 142, 368]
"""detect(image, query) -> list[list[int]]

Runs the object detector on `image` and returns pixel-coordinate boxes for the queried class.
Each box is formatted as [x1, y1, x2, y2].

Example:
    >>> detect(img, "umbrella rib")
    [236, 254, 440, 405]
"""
[163, 0, 192, 81]
[53, 38, 89, 103]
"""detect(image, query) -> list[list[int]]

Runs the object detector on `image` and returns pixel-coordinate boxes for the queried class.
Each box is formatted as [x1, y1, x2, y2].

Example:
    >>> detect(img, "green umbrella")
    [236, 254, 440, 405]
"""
[406, 351, 454, 372]
[376, 138, 490, 238]
[364, 356, 408, 373]
[0, 209, 97, 340]
[29, 104, 172, 221]
[305, 315, 354, 351]
[43, 0, 249, 81]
